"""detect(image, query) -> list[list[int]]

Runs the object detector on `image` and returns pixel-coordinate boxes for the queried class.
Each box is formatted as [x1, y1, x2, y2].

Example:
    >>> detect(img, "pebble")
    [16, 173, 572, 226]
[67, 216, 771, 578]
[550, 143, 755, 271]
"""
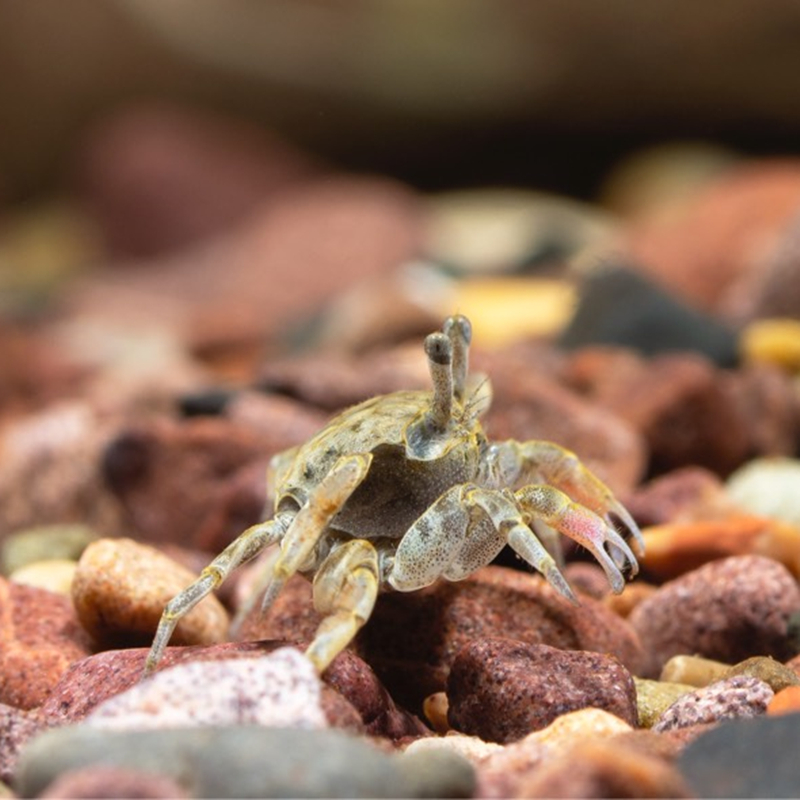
[635, 678, 697, 728]
[0, 577, 92, 710]
[71, 537, 229, 648]
[9, 559, 76, 595]
[742, 317, 800, 371]
[86, 649, 327, 731]
[768, 685, 800, 716]
[640, 515, 800, 581]
[628, 555, 800, 676]
[40, 766, 188, 799]
[403, 733, 503, 765]
[15, 726, 448, 799]
[653, 675, 774, 732]
[678, 710, 800, 798]
[0, 703, 46, 784]
[447, 638, 637, 743]
[660, 654, 730, 687]
[724, 656, 800, 693]
[0, 524, 97, 575]
[355, 565, 645, 710]
[727, 457, 800, 528]
[559, 262, 739, 366]
[393, 747, 476, 799]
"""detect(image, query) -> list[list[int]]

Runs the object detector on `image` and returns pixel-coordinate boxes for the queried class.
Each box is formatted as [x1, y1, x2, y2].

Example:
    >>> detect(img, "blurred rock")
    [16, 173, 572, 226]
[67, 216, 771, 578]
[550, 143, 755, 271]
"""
[74, 102, 319, 258]
[0, 703, 46, 784]
[741, 317, 800, 371]
[727, 457, 800, 526]
[447, 638, 637, 743]
[71, 537, 229, 649]
[40, 766, 188, 800]
[767, 685, 800, 715]
[629, 555, 800, 676]
[0, 578, 92, 710]
[724, 656, 800, 693]
[10, 559, 76, 596]
[560, 263, 739, 366]
[0, 524, 97, 576]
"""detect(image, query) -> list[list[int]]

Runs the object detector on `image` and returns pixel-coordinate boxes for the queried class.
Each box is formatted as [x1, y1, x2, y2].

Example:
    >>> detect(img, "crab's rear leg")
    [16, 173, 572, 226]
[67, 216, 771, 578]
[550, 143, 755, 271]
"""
[495, 440, 645, 559]
[143, 515, 289, 677]
[305, 538, 379, 672]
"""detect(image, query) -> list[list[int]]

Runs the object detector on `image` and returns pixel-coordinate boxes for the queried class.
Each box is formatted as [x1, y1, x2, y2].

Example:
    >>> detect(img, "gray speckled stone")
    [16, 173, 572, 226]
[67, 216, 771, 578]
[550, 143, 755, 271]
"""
[15, 726, 440, 799]
[654, 675, 773, 733]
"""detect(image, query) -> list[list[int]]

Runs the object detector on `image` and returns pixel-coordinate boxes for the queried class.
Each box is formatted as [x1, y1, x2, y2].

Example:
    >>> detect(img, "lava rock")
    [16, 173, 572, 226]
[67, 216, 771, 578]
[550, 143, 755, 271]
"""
[446, 638, 637, 743]
[678, 712, 800, 798]
[15, 726, 436, 799]
[629, 555, 800, 676]
[654, 676, 774, 732]
[71, 537, 228, 649]
[0, 578, 92, 710]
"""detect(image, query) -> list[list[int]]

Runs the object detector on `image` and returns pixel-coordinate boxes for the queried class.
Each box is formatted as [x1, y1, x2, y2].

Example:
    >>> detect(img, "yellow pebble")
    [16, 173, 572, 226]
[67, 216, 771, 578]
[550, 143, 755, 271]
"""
[741, 318, 800, 371]
[10, 559, 77, 595]
[528, 707, 633, 749]
[660, 654, 730, 686]
[634, 677, 696, 727]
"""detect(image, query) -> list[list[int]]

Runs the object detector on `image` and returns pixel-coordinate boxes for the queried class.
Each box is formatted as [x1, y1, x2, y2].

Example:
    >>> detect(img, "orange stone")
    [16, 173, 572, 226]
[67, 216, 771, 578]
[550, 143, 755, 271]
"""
[767, 685, 800, 716]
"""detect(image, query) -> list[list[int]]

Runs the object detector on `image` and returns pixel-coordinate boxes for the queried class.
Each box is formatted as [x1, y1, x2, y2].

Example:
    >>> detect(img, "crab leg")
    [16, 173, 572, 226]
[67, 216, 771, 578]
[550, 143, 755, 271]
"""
[495, 440, 645, 558]
[143, 514, 289, 677]
[388, 484, 575, 601]
[305, 538, 380, 672]
[515, 484, 638, 593]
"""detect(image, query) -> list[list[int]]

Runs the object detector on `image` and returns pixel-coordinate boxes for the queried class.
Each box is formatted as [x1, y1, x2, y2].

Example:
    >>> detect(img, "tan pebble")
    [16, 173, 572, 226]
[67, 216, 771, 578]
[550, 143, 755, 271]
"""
[660, 655, 730, 687]
[634, 677, 696, 728]
[741, 318, 800, 371]
[72, 538, 228, 647]
[423, 691, 450, 735]
[724, 656, 800, 692]
[641, 515, 800, 580]
[1, 524, 98, 575]
[603, 581, 658, 617]
[10, 559, 77, 595]
[529, 707, 633, 750]
[767, 685, 800, 715]
[403, 733, 502, 764]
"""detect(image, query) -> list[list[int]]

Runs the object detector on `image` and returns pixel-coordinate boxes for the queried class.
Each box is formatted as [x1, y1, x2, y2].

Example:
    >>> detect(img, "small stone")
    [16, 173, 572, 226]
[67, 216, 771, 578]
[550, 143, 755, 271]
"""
[40, 766, 188, 799]
[654, 675, 774, 732]
[767, 685, 800, 715]
[660, 655, 730, 687]
[640, 515, 800, 581]
[628, 555, 800, 676]
[742, 317, 800, 371]
[422, 692, 449, 734]
[603, 580, 658, 618]
[724, 656, 800, 692]
[403, 734, 503, 765]
[71, 537, 228, 648]
[447, 638, 637, 743]
[0, 524, 97, 575]
[516, 738, 693, 798]
[678, 711, 800, 798]
[0, 577, 92, 710]
[14, 726, 425, 799]
[394, 747, 476, 799]
[86, 649, 327, 731]
[727, 457, 800, 528]
[635, 678, 697, 727]
[357, 566, 645, 710]
[9, 560, 76, 595]
[0, 704, 46, 784]
[560, 262, 739, 366]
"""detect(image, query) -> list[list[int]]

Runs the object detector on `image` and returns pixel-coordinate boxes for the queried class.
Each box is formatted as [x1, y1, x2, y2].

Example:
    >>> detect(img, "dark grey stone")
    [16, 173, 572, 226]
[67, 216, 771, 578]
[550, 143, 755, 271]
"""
[678, 713, 800, 798]
[15, 725, 443, 799]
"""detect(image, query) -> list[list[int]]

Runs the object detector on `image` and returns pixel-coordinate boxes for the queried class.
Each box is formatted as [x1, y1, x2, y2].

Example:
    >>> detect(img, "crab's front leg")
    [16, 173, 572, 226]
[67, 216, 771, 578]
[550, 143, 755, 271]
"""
[490, 440, 644, 559]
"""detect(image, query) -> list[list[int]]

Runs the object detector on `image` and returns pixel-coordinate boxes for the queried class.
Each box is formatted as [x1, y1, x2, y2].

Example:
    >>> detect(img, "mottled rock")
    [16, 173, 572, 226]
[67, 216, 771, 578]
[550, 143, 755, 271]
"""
[87, 649, 327, 731]
[654, 675, 773, 732]
[629, 555, 800, 676]
[0, 704, 46, 784]
[0, 524, 97, 576]
[640, 515, 800, 581]
[635, 678, 696, 728]
[724, 656, 800, 693]
[0, 577, 92, 710]
[678, 711, 800, 798]
[41, 766, 188, 799]
[624, 466, 731, 527]
[516, 738, 692, 798]
[727, 457, 800, 527]
[355, 566, 644, 710]
[565, 346, 749, 475]
[15, 726, 432, 799]
[447, 638, 637, 743]
[71, 537, 228, 649]
[101, 417, 272, 552]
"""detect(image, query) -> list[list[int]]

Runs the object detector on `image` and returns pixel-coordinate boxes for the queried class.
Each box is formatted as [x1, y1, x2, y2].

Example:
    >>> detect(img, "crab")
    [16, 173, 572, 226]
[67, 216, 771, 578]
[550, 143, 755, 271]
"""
[144, 315, 644, 676]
